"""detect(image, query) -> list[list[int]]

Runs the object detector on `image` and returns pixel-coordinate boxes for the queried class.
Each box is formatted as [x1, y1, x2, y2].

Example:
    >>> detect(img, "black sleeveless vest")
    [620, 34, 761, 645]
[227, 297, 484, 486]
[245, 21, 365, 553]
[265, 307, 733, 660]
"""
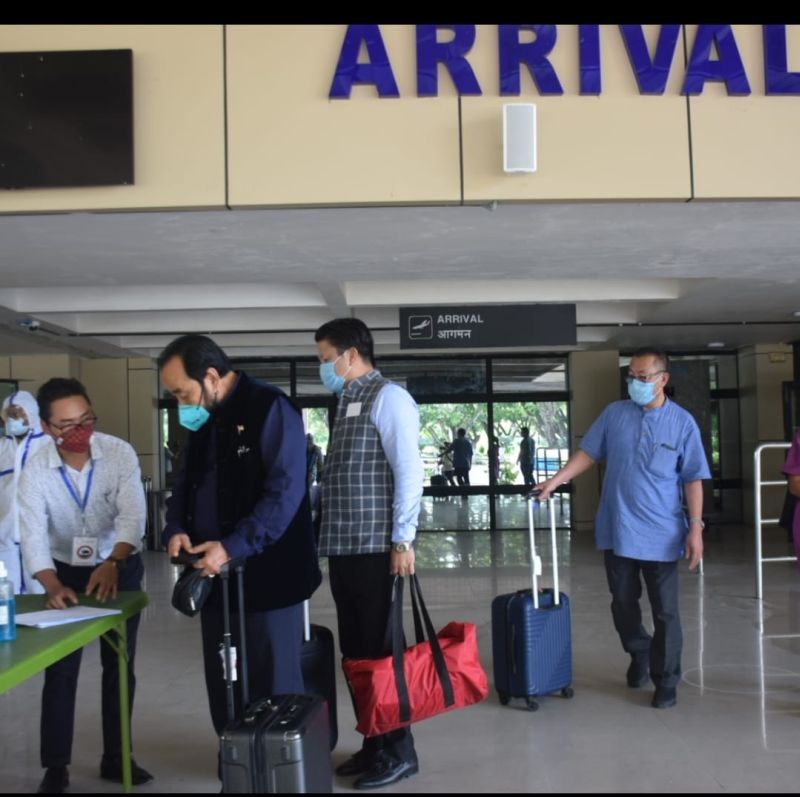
[182, 373, 321, 612]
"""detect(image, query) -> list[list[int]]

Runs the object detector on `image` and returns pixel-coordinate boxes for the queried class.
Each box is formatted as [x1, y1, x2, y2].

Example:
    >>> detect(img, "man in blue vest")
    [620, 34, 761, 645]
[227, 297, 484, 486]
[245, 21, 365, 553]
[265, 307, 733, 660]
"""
[159, 335, 321, 764]
[535, 348, 710, 710]
[315, 318, 424, 790]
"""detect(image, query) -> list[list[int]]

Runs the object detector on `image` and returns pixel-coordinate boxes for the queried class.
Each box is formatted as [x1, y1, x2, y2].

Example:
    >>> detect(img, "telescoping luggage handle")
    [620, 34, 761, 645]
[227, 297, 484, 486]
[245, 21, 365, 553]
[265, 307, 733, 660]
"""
[220, 559, 249, 724]
[303, 600, 311, 643]
[527, 491, 559, 610]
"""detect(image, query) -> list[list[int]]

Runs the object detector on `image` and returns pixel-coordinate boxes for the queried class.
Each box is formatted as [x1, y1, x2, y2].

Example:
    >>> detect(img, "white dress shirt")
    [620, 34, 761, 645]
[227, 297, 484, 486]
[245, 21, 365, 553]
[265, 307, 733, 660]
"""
[19, 431, 146, 575]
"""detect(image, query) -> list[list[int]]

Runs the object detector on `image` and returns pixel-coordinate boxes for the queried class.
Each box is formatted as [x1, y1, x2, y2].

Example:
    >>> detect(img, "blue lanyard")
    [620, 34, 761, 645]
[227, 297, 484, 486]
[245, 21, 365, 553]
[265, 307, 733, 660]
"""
[20, 432, 44, 470]
[59, 463, 95, 514]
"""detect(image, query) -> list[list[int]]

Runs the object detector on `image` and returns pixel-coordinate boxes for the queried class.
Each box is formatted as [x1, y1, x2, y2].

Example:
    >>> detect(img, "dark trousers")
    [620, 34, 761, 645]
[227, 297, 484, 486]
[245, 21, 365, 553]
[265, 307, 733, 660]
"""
[454, 468, 470, 487]
[603, 550, 682, 688]
[328, 553, 416, 765]
[41, 555, 144, 768]
[520, 463, 535, 487]
[200, 601, 304, 735]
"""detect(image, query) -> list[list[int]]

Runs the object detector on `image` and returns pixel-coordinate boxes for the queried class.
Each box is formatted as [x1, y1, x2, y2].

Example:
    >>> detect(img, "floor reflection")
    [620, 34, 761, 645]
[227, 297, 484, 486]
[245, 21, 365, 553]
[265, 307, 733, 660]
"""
[418, 493, 571, 532]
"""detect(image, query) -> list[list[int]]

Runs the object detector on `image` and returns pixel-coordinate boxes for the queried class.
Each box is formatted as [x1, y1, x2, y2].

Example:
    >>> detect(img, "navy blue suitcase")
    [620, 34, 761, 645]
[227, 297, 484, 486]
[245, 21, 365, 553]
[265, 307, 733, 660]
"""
[491, 497, 574, 711]
[300, 602, 338, 751]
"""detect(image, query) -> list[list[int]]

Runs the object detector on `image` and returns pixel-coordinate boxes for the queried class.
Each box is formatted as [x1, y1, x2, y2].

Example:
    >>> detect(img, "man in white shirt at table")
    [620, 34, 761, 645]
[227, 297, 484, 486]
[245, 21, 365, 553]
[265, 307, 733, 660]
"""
[18, 378, 153, 794]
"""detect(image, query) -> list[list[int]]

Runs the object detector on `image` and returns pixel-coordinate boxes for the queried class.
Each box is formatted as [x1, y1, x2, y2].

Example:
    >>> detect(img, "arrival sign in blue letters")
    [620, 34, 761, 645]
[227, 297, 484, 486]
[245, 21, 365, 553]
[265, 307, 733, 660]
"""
[329, 25, 800, 98]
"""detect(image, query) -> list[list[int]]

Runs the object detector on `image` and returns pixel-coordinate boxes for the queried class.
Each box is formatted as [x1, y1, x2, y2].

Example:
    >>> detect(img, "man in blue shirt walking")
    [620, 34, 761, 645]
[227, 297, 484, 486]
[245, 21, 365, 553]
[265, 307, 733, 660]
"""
[536, 348, 710, 709]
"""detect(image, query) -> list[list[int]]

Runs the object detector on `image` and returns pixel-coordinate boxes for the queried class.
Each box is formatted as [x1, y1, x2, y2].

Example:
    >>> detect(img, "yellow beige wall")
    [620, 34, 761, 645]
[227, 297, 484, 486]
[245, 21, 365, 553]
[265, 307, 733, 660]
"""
[226, 25, 461, 206]
[738, 344, 794, 524]
[0, 25, 226, 213]
[2, 25, 800, 211]
[0, 354, 159, 482]
[5, 354, 78, 394]
[461, 25, 691, 201]
[688, 25, 800, 198]
[567, 349, 620, 532]
[79, 357, 160, 483]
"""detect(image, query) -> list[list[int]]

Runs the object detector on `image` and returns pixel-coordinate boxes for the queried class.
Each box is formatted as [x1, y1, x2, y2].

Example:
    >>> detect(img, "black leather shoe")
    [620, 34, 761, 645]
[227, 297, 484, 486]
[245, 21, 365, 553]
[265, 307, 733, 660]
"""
[626, 653, 649, 688]
[99, 755, 154, 785]
[354, 753, 419, 790]
[38, 767, 69, 794]
[652, 686, 677, 709]
[335, 749, 377, 777]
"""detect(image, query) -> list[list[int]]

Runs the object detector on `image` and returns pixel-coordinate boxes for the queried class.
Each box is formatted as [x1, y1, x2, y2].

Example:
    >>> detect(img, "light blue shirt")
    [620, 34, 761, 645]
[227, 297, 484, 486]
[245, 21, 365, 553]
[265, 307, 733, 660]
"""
[579, 398, 711, 562]
[370, 383, 424, 544]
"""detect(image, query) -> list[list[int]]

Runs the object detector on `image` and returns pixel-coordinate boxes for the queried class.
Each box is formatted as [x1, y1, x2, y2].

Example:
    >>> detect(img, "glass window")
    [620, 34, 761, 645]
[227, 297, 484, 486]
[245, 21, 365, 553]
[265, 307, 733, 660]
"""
[492, 358, 567, 393]
[419, 402, 489, 485]
[417, 495, 492, 532]
[232, 360, 291, 394]
[379, 359, 487, 395]
[295, 361, 328, 396]
[493, 401, 569, 486]
[303, 407, 330, 458]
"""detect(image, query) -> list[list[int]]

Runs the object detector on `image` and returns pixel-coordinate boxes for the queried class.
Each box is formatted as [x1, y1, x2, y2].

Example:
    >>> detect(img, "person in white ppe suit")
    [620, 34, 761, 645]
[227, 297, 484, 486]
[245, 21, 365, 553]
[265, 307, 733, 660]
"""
[0, 390, 49, 593]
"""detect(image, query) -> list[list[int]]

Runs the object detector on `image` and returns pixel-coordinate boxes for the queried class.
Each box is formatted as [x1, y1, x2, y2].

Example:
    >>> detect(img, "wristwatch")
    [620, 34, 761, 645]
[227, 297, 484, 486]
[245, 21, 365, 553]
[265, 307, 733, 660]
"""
[105, 556, 127, 571]
[688, 517, 705, 529]
[392, 542, 412, 553]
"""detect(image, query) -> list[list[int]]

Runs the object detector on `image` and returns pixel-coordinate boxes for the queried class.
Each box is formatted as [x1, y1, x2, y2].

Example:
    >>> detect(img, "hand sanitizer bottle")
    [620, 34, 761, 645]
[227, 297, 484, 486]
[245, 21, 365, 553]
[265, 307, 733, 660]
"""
[0, 561, 16, 642]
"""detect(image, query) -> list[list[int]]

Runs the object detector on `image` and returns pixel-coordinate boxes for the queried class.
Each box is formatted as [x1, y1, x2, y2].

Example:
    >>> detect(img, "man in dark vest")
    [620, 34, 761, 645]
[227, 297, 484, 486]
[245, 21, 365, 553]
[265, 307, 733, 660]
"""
[315, 318, 424, 790]
[158, 335, 321, 748]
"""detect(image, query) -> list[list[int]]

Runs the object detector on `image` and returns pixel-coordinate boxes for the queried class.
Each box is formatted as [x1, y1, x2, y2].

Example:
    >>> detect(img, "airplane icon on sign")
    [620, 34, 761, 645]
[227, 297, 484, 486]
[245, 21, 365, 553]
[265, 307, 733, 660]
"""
[408, 315, 433, 339]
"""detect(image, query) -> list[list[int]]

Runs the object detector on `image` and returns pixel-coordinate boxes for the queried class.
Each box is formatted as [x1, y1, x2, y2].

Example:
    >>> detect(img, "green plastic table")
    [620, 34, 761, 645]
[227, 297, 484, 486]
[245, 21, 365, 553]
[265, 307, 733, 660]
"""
[0, 591, 149, 793]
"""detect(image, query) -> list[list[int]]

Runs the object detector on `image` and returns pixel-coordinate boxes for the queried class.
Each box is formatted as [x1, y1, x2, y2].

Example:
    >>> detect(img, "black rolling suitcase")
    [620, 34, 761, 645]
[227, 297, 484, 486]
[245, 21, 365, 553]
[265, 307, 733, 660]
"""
[218, 562, 333, 793]
[300, 601, 338, 751]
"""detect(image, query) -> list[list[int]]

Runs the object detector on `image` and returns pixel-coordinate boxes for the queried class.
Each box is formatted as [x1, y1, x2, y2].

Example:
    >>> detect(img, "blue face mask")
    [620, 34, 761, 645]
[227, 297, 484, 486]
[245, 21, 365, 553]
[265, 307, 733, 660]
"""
[6, 417, 29, 437]
[319, 354, 350, 395]
[627, 379, 657, 406]
[178, 403, 211, 432]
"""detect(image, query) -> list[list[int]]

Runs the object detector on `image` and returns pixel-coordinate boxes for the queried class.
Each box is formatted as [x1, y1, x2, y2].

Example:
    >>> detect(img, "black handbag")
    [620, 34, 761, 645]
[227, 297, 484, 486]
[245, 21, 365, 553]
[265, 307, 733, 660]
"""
[171, 553, 213, 617]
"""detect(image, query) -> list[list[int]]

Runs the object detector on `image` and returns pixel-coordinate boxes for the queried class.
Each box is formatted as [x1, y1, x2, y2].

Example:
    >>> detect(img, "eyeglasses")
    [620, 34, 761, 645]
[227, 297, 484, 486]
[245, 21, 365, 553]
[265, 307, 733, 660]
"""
[626, 371, 665, 384]
[49, 413, 98, 434]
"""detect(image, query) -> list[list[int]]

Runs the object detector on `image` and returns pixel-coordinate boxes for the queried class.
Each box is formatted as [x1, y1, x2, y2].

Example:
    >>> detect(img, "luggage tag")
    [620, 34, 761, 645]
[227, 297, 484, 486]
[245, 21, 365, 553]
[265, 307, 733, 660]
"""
[219, 643, 238, 681]
[71, 536, 99, 566]
[346, 402, 362, 418]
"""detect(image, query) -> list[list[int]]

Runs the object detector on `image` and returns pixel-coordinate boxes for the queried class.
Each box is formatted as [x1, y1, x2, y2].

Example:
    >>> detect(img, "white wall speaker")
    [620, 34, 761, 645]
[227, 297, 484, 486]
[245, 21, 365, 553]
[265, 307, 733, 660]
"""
[503, 103, 537, 173]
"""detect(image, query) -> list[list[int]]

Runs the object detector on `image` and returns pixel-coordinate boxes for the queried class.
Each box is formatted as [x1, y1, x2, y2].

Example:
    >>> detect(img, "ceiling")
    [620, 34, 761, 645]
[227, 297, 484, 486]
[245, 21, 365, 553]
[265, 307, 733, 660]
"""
[0, 199, 799, 361]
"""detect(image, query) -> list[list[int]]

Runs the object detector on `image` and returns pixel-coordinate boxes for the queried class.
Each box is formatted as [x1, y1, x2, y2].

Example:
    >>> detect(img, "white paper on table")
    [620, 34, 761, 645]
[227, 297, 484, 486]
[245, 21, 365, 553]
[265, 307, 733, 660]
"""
[15, 605, 122, 629]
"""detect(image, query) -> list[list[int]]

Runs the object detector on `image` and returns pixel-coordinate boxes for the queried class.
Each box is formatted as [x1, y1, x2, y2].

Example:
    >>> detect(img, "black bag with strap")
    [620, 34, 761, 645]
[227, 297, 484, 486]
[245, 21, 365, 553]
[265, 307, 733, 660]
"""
[170, 552, 213, 617]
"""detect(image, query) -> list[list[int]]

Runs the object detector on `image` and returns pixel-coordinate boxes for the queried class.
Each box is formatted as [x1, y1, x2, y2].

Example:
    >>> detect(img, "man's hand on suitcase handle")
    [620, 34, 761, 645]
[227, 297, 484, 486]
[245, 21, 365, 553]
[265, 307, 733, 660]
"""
[188, 540, 232, 577]
[529, 482, 553, 501]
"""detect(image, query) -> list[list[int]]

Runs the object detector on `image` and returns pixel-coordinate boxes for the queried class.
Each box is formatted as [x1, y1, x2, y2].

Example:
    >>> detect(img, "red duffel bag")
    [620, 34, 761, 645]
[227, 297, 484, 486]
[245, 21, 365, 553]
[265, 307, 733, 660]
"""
[342, 573, 489, 738]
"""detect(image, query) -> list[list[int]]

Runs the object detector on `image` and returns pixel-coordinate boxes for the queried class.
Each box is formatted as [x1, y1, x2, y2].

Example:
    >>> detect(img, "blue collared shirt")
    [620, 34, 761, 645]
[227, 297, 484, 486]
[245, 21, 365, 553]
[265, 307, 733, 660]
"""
[370, 383, 424, 544]
[579, 398, 711, 562]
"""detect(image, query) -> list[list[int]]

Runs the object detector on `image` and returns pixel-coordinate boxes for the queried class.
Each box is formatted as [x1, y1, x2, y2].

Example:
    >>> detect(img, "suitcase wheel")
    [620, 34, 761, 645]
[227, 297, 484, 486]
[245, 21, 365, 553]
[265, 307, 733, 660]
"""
[561, 687, 574, 699]
[497, 691, 510, 706]
[525, 697, 539, 712]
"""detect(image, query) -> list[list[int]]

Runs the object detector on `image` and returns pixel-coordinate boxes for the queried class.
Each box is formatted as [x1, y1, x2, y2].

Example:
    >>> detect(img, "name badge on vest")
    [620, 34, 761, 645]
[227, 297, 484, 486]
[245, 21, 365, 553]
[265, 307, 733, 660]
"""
[346, 402, 362, 418]
[71, 536, 99, 567]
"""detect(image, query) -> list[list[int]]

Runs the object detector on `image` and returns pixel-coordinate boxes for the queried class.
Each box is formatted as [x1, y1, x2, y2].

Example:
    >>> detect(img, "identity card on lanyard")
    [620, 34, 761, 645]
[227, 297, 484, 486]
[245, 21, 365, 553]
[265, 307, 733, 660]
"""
[60, 464, 98, 566]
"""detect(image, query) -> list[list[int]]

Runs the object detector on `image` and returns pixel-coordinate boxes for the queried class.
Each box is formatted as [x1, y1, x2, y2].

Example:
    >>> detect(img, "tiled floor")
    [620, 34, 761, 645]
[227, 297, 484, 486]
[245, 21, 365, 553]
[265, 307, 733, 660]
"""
[2, 524, 800, 793]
